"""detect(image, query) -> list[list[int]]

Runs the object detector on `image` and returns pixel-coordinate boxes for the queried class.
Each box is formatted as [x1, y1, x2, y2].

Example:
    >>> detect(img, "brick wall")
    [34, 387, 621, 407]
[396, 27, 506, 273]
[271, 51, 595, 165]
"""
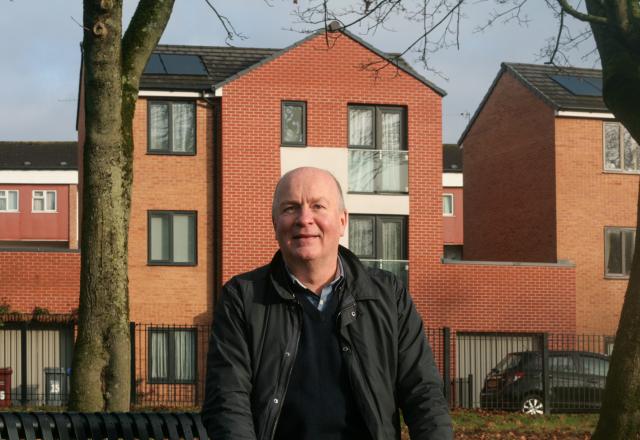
[220, 31, 443, 319]
[463, 71, 557, 263]
[555, 117, 639, 334]
[443, 187, 463, 245]
[127, 98, 215, 325]
[430, 261, 576, 333]
[0, 250, 79, 313]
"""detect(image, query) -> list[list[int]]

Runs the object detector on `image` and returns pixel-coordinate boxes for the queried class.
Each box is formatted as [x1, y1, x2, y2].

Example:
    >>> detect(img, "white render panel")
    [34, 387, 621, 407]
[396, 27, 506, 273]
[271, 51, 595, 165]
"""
[138, 90, 214, 98]
[0, 170, 78, 184]
[442, 173, 463, 187]
[280, 146, 409, 247]
[556, 110, 614, 119]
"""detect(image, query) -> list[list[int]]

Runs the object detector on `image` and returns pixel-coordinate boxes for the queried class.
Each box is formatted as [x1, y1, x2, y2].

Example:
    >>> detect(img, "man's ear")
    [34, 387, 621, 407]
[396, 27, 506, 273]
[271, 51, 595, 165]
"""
[339, 209, 348, 237]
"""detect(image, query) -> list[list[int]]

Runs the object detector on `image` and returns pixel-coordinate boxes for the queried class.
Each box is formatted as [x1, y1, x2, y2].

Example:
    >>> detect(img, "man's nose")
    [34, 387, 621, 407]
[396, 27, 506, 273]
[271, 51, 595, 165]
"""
[296, 205, 314, 224]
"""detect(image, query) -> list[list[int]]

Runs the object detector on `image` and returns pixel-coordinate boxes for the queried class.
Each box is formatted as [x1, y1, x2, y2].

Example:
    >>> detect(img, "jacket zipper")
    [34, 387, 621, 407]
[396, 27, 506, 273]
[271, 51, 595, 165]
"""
[268, 299, 302, 440]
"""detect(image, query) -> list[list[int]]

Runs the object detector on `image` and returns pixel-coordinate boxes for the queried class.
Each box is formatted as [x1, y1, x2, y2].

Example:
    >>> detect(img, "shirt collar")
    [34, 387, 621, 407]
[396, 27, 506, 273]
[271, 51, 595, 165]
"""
[286, 256, 344, 292]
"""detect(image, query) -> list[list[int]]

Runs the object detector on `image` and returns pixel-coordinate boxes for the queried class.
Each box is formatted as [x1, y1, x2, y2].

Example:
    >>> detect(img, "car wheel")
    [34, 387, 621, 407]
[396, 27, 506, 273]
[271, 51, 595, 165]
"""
[521, 395, 544, 415]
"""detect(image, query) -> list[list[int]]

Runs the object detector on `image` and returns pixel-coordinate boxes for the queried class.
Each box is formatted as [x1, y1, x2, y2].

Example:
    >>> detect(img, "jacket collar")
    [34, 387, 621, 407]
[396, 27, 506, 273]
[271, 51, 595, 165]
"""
[268, 246, 380, 302]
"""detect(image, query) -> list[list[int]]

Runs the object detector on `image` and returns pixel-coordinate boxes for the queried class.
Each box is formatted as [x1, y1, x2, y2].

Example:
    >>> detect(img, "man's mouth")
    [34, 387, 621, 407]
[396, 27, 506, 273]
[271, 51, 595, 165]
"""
[294, 234, 319, 239]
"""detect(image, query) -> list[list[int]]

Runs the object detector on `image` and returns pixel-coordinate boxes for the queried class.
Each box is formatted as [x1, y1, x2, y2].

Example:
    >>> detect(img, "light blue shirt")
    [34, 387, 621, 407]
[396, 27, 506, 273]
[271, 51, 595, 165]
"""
[286, 257, 344, 312]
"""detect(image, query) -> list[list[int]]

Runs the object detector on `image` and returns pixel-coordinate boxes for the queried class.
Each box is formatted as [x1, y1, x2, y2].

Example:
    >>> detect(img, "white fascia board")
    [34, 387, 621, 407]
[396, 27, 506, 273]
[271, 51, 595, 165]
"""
[442, 173, 463, 187]
[0, 170, 78, 184]
[138, 90, 214, 98]
[215, 87, 223, 97]
[557, 110, 615, 120]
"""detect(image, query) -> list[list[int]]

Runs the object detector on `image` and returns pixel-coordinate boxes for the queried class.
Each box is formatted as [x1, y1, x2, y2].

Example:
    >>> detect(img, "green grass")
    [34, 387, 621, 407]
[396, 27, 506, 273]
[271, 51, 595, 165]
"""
[452, 409, 598, 434]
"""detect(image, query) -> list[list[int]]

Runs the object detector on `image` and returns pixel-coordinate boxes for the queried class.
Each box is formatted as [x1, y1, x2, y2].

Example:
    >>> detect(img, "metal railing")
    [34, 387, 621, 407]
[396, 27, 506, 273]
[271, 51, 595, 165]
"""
[348, 149, 408, 193]
[0, 318, 616, 414]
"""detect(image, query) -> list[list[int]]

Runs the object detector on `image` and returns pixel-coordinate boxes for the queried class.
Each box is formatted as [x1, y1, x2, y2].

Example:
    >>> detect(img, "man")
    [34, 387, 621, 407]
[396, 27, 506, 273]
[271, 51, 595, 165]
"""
[202, 167, 453, 440]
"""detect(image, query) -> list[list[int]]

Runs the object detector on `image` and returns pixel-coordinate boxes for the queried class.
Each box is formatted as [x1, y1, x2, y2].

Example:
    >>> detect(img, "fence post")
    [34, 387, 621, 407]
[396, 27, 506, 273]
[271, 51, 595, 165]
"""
[467, 374, 473, 409]
[542, 333, 550, 414]
[130, 322, 136, 406]
[442, 327, 451, 406]
[20, 321, 27, 405]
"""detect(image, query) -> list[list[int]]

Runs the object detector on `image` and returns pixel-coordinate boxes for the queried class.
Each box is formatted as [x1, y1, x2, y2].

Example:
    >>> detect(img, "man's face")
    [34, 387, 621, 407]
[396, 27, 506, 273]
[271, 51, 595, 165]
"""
[273, 168, 347, 267]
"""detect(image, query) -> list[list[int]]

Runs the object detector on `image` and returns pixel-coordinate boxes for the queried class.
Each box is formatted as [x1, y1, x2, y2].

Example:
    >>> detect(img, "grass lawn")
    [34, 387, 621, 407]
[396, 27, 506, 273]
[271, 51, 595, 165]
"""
[403, 410, 598, 439]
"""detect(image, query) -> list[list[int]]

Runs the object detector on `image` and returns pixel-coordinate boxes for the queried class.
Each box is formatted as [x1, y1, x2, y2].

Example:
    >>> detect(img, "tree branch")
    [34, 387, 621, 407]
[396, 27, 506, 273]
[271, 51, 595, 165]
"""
[203, 0, 247, 44]
[556, 0, 608, 25]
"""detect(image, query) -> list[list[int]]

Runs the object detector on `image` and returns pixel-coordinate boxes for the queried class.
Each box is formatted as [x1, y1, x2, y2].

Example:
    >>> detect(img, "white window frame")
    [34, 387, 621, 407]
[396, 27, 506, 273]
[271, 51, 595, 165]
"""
[0, 190, 19, 212]
[603, 122, 640, 174]
[32, 190, 57, 213]
[443, 193, 454, 216]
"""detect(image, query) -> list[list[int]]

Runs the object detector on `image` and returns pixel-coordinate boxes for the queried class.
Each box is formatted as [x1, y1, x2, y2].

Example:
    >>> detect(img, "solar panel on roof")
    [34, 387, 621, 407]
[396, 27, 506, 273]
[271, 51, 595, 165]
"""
[550, 74, 602, 97]
[144, 54, 166, 74]
[160, 54, 208, 75]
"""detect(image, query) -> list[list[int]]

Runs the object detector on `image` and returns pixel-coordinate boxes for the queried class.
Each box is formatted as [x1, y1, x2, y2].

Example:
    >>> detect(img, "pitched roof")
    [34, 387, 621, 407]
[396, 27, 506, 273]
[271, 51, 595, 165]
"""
[0, 142, 77, 170]
[141, 28, 446, 96]
[443, 143, 462, 172]
[459, 62, 607, 144]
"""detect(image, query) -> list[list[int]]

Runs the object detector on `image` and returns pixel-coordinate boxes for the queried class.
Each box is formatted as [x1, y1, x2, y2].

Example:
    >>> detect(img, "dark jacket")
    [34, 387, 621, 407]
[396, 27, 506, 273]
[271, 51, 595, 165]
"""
[202, 246, 453, 440]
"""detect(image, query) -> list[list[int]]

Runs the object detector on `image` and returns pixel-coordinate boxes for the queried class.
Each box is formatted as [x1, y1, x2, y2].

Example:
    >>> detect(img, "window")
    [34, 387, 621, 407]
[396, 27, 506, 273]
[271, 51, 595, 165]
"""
[443, 194, 454, 216]
[443, 245, 463, 260]
[148, 211, 196, 265]
[604, 122, 640, 172]
[605, 227, 635, 277]
[281, 101, 306, 146]
[581, 356, 609, 377]
[32, 190, 56, 212]
[348, 105, 408, 193]
[0, 190, 18, 212]
[149, 328, 196, 383]
[549, 355, 577, 373]
[148, 101, 196, 154]
[349, 214, 408, 283]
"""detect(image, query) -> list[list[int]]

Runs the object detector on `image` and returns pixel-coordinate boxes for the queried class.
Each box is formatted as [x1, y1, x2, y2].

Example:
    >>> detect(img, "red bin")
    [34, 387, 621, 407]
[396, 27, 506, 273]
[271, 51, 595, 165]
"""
[0, 367, 12, 407]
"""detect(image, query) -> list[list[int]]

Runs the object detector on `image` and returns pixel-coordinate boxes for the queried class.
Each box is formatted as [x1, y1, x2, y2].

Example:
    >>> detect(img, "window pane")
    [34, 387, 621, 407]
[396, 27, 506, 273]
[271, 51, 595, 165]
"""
[150, 332, 168, 379]
[172, 103, 195, 153]
[349, 217, 374, 257]
[150, 215, 170, 261]
[348, 150, 375, 192]
[349, 108, 374, 147]
[149, 103, 169, 151]
[604, 123, 621, 170]
[606, 229, 622, 275]
[379, 150, 408, 192]
[173, 331, 195, 381]
[8, 191, 17, 210]
[624, 230, 635, 275]
[443, 195, 453, 215]
[283, 104, 304, 144]
[0, 198, 5, 211]
[582, 357, 609, 377]
[550, 356, 576, 372]
[380, 111, 401, 150]
[623, 128, 639, 171]
[172, 214, 195, 263]
[33, 198, 44, 211]
[46, 192, 56, 211]
[381, 219, 403, 260]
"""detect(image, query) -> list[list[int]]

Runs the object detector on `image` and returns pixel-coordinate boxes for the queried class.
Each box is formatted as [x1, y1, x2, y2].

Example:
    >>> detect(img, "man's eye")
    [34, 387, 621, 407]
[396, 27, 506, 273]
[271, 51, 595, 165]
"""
[283, 206, 296, 213]
[313, 204, 326, 210]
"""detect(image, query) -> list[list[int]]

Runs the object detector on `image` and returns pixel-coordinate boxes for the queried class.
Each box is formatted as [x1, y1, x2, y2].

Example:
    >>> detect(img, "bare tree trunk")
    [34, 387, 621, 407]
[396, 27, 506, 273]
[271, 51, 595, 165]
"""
[70, 0, 174, 412]
[586, 0, 640, 437]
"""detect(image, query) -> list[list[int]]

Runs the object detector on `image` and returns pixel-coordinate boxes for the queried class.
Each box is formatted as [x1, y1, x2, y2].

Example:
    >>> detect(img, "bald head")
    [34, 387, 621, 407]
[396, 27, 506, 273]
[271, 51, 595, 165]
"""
[272, 167, 346, 219]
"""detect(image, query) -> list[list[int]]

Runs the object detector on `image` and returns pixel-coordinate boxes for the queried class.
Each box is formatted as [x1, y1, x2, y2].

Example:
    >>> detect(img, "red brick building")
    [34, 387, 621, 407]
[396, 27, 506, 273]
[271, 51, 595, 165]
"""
[461, 63, 634, 335]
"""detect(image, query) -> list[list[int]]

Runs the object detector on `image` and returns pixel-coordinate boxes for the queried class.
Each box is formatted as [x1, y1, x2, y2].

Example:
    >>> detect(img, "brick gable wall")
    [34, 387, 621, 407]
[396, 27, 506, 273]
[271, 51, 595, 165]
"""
[463, 72, 557, 263]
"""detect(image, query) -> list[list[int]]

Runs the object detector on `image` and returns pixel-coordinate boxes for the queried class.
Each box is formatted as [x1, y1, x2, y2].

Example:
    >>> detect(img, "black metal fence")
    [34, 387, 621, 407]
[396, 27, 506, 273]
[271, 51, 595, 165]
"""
[0, 319, 615, 413]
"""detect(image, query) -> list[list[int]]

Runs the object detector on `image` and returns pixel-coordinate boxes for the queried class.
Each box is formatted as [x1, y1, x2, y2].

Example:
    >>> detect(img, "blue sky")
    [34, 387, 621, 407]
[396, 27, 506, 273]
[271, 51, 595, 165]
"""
[0, 1, 596, 144]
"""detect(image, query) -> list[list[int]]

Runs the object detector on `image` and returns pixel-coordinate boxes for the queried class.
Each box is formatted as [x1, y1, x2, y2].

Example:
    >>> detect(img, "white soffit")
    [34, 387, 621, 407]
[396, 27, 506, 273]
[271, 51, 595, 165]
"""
[557, 110, 614, 119]
[0, 170, 78, 184]
[442, 173, 463, 187]
[138, 90, 214, 98]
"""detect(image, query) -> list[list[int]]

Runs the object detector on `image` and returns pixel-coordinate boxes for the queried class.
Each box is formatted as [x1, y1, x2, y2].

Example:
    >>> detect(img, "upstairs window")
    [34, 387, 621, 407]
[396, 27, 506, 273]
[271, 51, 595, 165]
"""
[443, 194, 454, 216]
[604, 122, 640, 172]
[281, 101, 306, 146]
[148, 101, 196, 154]
[605, 227, 635, 278]
[0, 190, 18, 212]
[348, 105, 408, 193]
[32, 190, 56, 212]
[148, 211, 197, 265]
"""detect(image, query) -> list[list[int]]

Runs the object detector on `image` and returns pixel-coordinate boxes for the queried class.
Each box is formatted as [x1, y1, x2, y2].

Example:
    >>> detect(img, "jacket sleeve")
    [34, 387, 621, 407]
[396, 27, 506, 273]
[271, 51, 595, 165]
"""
[395, 283, 453, 440]
[201, 279, 257, 440]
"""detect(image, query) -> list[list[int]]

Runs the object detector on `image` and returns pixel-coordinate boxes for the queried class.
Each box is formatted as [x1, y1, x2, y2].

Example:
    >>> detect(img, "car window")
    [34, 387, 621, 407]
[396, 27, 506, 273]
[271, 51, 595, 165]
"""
[549, 355, 577, 373]
[493, 353, 523, 373]
[581, 356, 609, 377]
